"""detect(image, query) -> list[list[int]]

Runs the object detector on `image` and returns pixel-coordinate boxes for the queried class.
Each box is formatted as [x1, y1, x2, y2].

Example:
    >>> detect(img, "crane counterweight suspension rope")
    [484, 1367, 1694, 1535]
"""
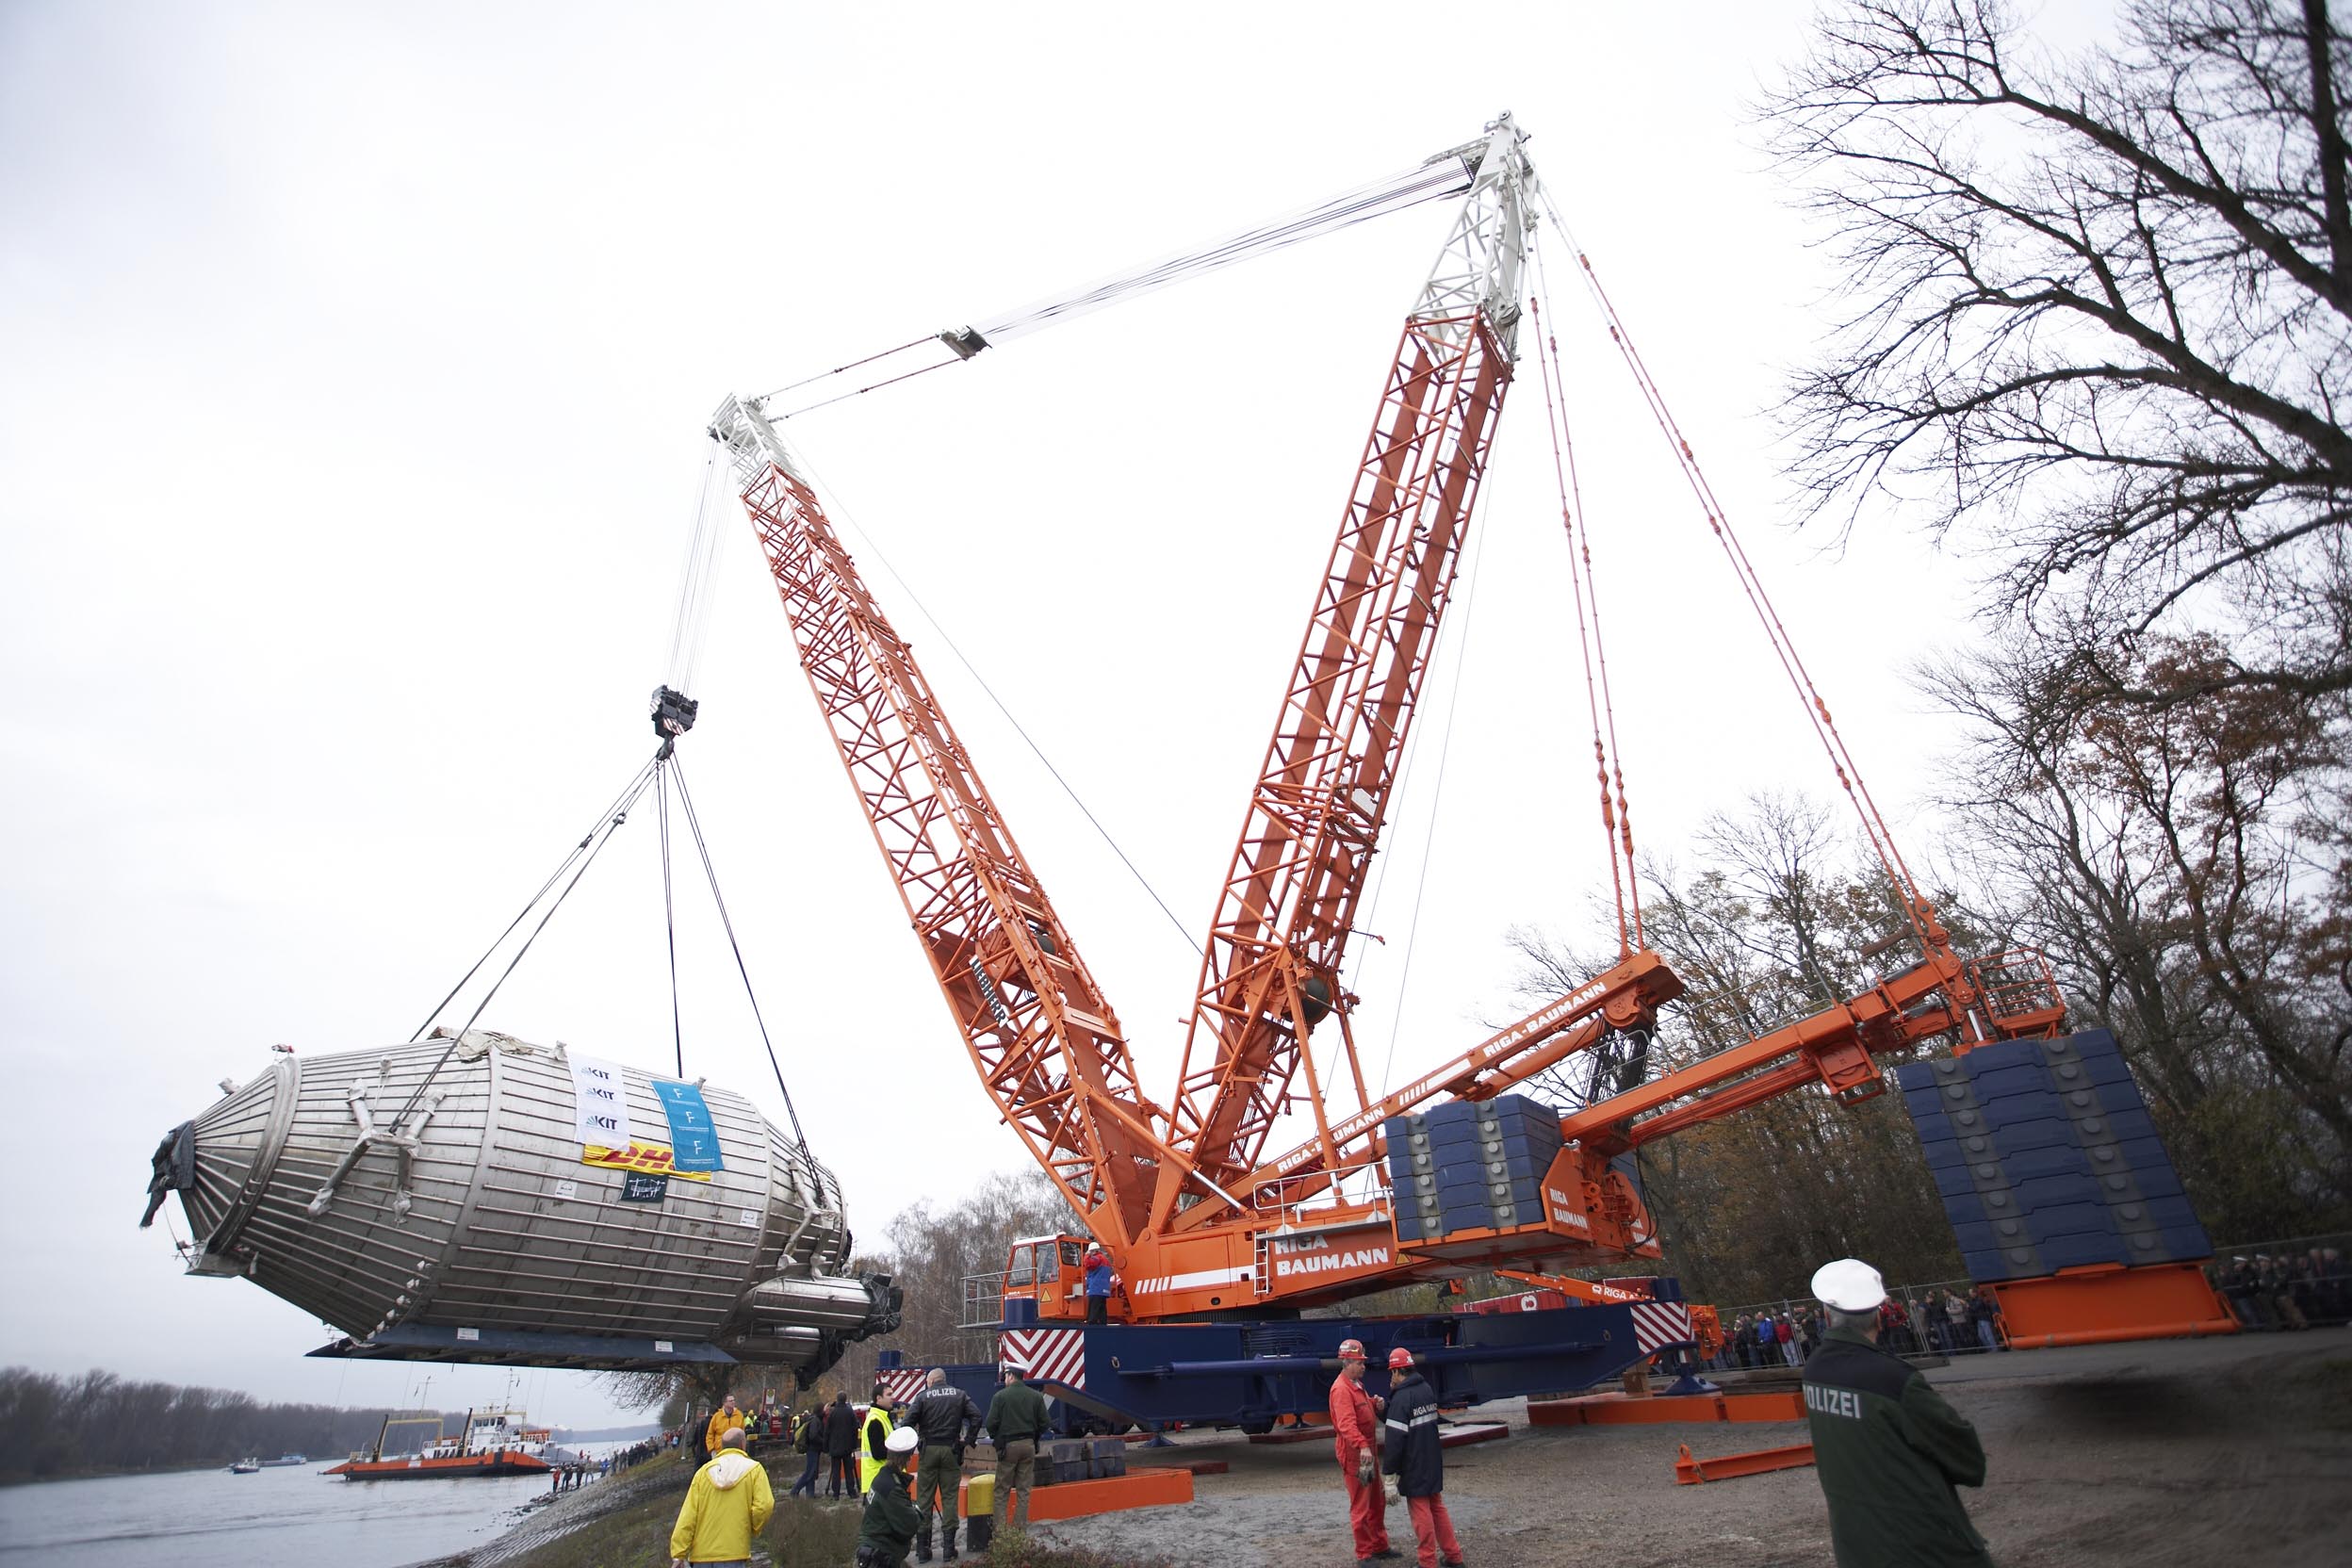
[1539, 192, 1931, 953]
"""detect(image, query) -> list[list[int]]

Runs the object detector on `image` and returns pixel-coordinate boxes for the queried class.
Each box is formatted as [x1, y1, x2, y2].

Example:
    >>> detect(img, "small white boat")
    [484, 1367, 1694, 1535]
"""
[229, 1459, 261, 1474]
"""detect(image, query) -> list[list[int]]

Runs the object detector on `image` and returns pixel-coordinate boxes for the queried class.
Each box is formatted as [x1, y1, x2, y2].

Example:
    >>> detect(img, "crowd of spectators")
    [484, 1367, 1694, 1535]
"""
[2210, 1248, 2349, 1330]
[1710, 1284, 2009, 1368]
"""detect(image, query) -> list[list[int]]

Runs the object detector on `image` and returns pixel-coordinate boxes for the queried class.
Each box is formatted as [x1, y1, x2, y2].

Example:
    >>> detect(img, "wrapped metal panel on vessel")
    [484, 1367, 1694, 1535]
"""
[1895, 1028, 2211, 1282]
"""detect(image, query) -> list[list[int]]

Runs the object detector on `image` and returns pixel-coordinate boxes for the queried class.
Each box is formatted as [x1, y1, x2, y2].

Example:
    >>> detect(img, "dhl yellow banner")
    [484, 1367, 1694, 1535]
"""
[582, 1140, 714, 1182]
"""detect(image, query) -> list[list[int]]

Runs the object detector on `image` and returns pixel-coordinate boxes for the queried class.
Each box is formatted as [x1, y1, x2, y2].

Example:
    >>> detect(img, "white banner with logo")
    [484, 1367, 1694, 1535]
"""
[568, 1053, 632, 1148]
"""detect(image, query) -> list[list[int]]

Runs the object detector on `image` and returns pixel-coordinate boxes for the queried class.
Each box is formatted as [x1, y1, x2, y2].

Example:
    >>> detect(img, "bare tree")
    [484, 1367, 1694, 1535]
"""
[1929, 635, 2352, 1232]
[1765, 0, 2352, 705]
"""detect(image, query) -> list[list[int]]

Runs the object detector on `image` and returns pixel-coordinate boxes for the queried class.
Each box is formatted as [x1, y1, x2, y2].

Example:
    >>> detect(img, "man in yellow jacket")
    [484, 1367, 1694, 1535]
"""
[703, 1395, 748, 1459]
[670, 1424, 774, 1567]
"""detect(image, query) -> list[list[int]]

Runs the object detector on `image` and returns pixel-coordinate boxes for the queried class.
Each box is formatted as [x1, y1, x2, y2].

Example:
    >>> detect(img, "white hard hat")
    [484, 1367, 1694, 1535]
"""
[1810, 1257, 1886, 1312]
[885, 1426, 920, 1455]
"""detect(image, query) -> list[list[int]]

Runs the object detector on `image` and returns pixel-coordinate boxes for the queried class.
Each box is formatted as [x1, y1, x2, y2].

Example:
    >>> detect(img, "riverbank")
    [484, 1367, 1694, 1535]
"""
[416, 1454, 1153, 1568]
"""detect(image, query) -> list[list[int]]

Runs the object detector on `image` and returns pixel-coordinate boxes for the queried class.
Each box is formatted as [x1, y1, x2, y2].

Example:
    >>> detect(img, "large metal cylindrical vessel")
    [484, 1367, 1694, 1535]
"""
[154, 1031, 894, 1376]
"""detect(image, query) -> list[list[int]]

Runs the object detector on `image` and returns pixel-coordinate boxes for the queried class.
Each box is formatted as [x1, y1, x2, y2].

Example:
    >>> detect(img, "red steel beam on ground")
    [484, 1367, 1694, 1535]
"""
[1526, 1391, 1805, 1426]
[959, 1467, 1193, 1521]
[1673, 1441, 1816, 1484]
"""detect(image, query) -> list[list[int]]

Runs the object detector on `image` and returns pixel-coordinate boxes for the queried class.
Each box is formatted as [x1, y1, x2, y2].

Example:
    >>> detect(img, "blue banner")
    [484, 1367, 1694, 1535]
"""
[652, 1080, 726, 1174]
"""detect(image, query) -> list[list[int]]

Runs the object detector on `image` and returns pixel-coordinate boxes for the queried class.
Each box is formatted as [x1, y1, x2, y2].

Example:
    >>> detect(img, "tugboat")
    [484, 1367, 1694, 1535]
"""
[228, 1458, 261, 1475]
[324, 1408, 555, 1479]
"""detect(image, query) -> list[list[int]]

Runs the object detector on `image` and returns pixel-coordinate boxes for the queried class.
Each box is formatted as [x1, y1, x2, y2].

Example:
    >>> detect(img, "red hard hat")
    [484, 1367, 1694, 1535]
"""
[1387, 1348, 1413, 1370]
[1336, 1338, 1366, 1362]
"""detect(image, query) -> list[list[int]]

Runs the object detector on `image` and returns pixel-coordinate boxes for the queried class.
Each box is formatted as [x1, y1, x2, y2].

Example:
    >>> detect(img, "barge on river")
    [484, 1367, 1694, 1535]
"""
[325, 1407, 557, 1479]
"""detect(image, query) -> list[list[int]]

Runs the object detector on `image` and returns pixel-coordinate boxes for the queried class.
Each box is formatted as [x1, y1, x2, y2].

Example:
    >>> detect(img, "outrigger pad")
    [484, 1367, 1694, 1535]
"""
[309, 1321, 736, 1370]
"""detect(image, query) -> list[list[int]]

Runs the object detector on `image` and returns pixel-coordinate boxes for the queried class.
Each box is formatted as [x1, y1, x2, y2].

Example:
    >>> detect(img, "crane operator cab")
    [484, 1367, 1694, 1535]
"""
[1003, 1235, 1091, 1324]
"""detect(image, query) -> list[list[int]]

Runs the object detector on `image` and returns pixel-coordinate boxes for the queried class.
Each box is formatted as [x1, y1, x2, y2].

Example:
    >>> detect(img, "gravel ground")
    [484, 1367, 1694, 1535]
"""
[1028, 1331, 2352, 1568]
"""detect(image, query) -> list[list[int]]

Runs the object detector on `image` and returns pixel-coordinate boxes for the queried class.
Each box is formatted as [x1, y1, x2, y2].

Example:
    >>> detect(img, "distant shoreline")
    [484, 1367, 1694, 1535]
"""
[0, 1459, 293, 1487]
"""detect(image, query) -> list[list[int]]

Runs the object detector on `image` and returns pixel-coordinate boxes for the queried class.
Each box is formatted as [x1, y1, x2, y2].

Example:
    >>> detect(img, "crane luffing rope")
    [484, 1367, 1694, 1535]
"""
[1537, 191, 1933, 952]
[751, 152, 1479, 419]
[1527, 236, 1642, 959]
[783, 438, 1202, 958]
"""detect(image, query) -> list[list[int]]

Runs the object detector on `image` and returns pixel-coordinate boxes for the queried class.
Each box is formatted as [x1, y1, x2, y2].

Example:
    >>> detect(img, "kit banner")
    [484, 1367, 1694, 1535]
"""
[653, 1079, 726, 1174]
[568, 1053, 631, 1149]
[582, 1139, 713, 1182]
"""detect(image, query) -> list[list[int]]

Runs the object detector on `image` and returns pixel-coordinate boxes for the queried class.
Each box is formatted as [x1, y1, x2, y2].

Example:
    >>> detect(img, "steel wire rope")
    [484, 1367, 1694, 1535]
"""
[657, 763, 684, 1080]
[389, 761, 661, 1131]
[1538, 193, 1931, 948]
[663, 442, 730, 696]
[405, 757, 662, 1043]
[1527, 259, 1636, 958]
[1371, 460, 1497, 1102]
[666, 756, 810, 1150]
[757, 160, 1474, 421]
[785, 442, 1202, 957]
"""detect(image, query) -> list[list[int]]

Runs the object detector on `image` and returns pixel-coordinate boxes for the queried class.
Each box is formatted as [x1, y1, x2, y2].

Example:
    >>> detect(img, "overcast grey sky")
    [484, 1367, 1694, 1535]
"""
[1, 1, 2121, 1428]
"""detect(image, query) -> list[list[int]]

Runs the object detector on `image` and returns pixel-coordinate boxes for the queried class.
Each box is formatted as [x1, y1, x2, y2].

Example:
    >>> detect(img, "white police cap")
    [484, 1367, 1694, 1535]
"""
[1810, 1257, 1886, 1311]
[885, 1425, 921, 1454]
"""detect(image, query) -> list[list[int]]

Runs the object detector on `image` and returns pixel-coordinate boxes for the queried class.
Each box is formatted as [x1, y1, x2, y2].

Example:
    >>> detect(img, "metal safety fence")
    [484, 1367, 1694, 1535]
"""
[1701, 1229, 2352, 1369]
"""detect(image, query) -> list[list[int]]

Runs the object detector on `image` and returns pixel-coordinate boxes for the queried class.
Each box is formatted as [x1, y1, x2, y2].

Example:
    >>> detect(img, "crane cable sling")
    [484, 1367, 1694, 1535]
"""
[666, 754, 809, 1150]
[1539, 192, 1930, 947]
[658, 764, 683, 1080]
[753, 155, 1477, 421]
[389, 757, 662, 1132]
[404, 756, 662, 1046]
[1527, 240, 1641, 957]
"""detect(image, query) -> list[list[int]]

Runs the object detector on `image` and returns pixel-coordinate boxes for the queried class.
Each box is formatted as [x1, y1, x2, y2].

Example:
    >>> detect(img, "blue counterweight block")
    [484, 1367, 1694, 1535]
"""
[2020, 1200, 2114, 1240]
[1963, 1038, 2046, 1075]
[2026, 1230, 2128, 1271]
[1917, 1135, 1968, 1171]
[1983, 1114, 2077, 1153]
[2012, 1172, 2105, 1211]
[1965, 1061, 2054, 1102]
[2001, 1145, 2094, 1183]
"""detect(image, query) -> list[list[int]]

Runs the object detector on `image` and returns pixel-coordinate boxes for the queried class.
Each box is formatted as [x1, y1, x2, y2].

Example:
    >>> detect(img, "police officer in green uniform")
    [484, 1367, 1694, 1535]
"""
[1803, 1257, 1995, 1568]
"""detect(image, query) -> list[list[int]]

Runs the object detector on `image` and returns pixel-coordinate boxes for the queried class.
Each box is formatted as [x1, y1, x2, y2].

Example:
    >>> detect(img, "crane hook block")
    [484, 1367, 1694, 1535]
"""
[938, 326, 990, 361]
[650, 685, 700, 740]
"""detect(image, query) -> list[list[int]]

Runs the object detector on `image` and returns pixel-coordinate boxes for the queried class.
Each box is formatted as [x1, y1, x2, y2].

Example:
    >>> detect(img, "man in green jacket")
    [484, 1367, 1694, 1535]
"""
[1803, 1257, 1995, 1568]
[982, 1364, 1050, 1532]
[856, 1426, 923, 1568]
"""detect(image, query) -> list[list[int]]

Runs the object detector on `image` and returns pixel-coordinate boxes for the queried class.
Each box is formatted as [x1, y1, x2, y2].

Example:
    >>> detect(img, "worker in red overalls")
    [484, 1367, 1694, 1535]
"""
[1329, 1338, 1397, 1562]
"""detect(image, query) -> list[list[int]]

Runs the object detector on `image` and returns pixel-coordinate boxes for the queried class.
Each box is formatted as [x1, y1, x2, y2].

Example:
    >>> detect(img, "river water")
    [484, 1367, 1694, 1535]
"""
[0, 1454, 612, 1567]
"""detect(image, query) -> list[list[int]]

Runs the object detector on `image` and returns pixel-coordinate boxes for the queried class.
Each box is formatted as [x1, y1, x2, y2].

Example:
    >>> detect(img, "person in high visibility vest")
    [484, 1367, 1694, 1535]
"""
[858, 1384, 900, 1494]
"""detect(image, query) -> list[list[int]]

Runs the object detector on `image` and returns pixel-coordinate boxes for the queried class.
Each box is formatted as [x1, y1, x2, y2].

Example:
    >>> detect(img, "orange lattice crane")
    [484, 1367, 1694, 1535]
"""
[708, 116, 2066, 1340]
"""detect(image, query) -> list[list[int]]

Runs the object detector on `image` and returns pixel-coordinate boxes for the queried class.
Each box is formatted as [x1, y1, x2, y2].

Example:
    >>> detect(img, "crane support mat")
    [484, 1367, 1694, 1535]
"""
[1673, 1441, 1815, 1484]
[1527, 1391, 1804, 1427]
[962, 1467, 1192, 1521]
